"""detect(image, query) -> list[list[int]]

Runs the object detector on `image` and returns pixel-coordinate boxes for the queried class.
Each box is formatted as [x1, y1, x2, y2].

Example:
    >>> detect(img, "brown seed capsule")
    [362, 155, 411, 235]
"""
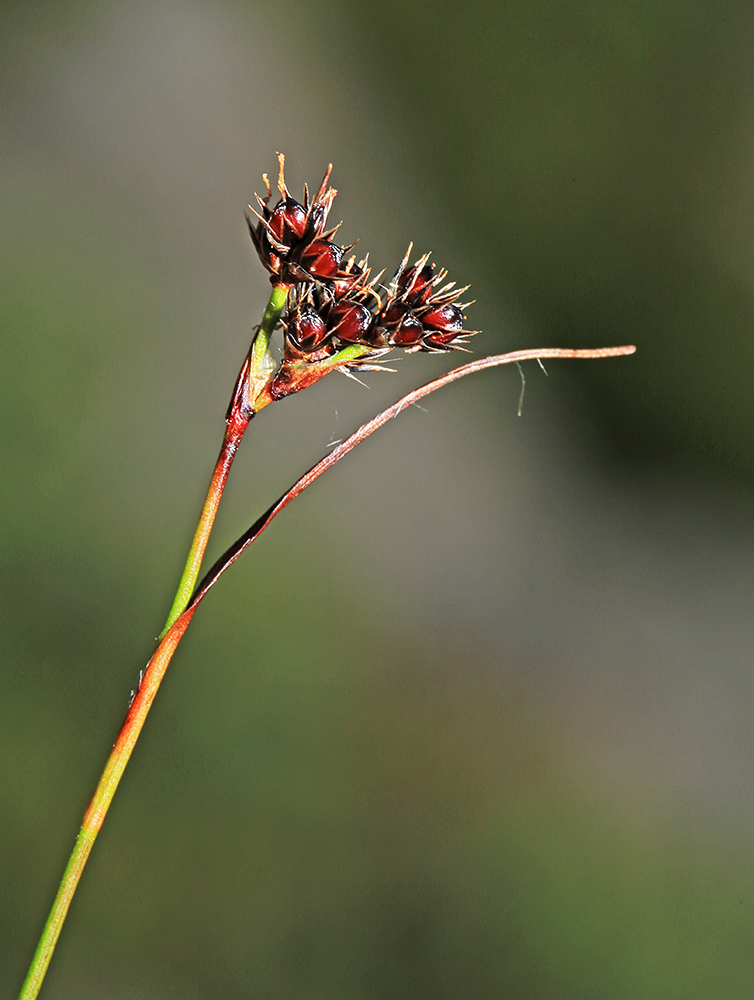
[365, 325, 390, 350]
[381, 301, 412, 331]
[302, 201, 329, 243]
[331, 261, 364, 298]
[263, 243, 282, 276]
[398, 262, 435, 308]
[422, 330, 461, 349]
[268, 197, 308, 243]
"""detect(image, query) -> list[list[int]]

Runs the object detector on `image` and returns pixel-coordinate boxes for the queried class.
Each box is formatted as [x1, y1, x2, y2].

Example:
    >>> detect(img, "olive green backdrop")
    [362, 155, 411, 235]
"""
[3, 1, 754, 997]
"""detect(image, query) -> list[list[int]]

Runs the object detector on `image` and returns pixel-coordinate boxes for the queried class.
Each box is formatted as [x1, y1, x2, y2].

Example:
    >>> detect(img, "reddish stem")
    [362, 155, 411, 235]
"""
[17, 611, 195, 1000]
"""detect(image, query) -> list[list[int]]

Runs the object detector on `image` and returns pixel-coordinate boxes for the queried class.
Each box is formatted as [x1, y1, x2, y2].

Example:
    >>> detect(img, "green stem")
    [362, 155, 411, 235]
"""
[17, 282, 290, 1000]
[159, 419, 245, 637]
[248, 283, 290, 405]
[159, 282, 289, 636]
[18, 612, 196, 1000]
[321, 342, 371, 368]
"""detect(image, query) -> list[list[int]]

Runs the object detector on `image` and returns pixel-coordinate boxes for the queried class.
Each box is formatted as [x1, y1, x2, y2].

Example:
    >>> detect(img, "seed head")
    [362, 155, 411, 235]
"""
[248, 160, 478, 405]
[248, 153, 357, 286]
[278, 244, 475, 366]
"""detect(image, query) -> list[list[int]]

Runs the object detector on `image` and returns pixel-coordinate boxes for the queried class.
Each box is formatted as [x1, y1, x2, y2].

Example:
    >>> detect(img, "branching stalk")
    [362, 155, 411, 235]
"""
[18, 282, 288, 999]
[159, 282, 289, 637]
[16, 340, 634, 1000]
[18, 148, 637, 1000]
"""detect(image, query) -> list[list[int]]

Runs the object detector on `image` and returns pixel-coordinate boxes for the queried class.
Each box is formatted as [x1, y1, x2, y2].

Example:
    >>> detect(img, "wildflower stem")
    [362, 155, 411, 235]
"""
[158, 420, 245, 637]
[159, 282, 289, 636]
[17, 283, 289, 1000]
[248, 283, 290, 405]
[17, 612, 196, 1000]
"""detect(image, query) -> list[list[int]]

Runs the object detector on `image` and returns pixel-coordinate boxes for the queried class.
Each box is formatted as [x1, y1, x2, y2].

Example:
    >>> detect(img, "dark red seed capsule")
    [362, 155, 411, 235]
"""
[259, 236, 282, 275]
[299, 239, 343, 279]
[269, 198, 306, 244]
[268, 198, 307, 243]
[329, 301, 373, 343]
[409, 266, 436, 306]
[381, 301, 411, 330]
[365, 325, 389, 350]
[420, 303, 464, 332]
[422, 330, 460, 348]
[303, 201, 328, 241]
[391, 314, 424, 346]
[398, 263, 435, 306]
[291, 308, 328, 351]
[331, 263, 364, 298]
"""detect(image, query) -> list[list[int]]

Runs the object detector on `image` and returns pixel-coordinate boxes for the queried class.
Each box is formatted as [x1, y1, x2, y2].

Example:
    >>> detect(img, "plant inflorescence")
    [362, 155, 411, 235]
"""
[244, 154, 475, 407]
[17, 155, 634, 1000]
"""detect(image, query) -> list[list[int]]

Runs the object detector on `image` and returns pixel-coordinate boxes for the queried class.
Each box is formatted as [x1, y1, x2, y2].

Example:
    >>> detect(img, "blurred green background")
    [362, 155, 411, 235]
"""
[3, 1, 754, 997]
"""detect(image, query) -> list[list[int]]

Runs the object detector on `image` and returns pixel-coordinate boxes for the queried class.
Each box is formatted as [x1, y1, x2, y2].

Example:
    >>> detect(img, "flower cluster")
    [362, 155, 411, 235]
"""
[248, 156, 475, 372]
[248, 154, 355, 286]
[284, 248, 474, 361]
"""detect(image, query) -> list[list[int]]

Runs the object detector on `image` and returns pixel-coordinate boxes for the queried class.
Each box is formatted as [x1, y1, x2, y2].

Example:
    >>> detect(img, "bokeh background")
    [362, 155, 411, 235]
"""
[3, 1, 754, 997]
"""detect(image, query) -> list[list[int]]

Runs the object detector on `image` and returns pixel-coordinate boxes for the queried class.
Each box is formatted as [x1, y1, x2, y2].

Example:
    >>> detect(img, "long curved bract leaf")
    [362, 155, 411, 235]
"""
[187, 345, 635, 612]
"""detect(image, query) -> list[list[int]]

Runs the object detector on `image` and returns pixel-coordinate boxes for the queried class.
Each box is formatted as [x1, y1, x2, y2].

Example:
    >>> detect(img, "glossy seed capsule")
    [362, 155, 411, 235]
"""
[420, 303, 464, 332]
[299, 239, 343, 279]
[381, 301, 411, 331]
[422, 329, 460, 348]
[329, 301, 373, 343]
[391, 313, 424, 346]
[331, 262, 364, 298]
[268, 198, 308, 243]
[398, 263, 435, 307]
[291, 308, 329, 351]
